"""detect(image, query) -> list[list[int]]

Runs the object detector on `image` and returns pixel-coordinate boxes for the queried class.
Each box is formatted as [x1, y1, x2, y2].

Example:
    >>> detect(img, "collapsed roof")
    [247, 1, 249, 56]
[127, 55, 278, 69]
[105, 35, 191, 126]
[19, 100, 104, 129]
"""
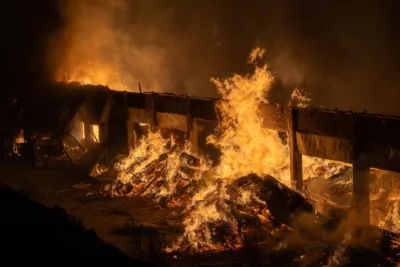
[23, 83, 109, 139]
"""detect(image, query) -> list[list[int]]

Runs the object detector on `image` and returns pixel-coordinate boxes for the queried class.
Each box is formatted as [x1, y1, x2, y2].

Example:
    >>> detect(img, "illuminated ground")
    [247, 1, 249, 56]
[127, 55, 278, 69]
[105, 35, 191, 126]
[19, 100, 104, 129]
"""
[0, 164, 162, 256]
[1, 163, 398, 267]
[0, 163, 259, 266]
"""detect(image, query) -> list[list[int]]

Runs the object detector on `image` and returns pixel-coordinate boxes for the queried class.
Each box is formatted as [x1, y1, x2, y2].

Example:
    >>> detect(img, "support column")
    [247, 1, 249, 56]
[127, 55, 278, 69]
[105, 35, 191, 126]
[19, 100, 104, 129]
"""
[151, 93, 158, 132]
[351, 139, 370, 226]
[100, 91, 112, 143]
[127, 119, 134, 149]
[286, 107, 303, 192]
[190, 119, 199, 153]
[123, 91, 128, 121]
[186, 96, 192, 142]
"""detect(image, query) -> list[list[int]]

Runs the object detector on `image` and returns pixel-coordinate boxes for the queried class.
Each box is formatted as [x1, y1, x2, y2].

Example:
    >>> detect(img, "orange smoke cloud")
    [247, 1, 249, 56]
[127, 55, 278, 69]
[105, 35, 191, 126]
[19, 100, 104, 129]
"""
[47, 0, 171, 92]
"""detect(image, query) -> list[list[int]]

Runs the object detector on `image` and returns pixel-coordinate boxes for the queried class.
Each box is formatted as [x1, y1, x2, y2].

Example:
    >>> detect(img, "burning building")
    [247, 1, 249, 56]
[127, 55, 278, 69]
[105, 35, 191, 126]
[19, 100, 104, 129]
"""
[4, 0, 400, 265]
[5, 50, 397, 265]
[44, 51, 399, 265]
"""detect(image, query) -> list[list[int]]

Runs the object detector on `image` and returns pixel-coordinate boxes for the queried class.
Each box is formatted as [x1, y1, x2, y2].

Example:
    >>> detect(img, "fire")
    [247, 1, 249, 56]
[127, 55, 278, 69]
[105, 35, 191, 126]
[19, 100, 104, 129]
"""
[91, 124, 100, 143]
[87, 48, 327, 253]
[290, 88, 311, 108]
[87, 48, 400, 258]
[56, 61, 129, 91]
[80, 122, 85, 140]
[14, 129, 25, 144]
[87, 48, 293, 252]
[89, 131, 210, 206]
[162, 49, 291, 251]
[207, 48, 290, 185]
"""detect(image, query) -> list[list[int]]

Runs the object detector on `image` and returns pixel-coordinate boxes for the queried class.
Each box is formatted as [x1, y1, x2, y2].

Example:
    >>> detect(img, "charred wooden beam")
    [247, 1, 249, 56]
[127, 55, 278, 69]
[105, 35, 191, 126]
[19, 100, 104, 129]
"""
[186, 96, 192, 141]
[286, 107, 303, 192]
[351, 118, 370, 225]
[261, 174, 314, 226]
[125, 92, 147, 109]
[191, 98, 219, 121]
[352, 153, 370, 226]
[295, 108, 356, 140]
[190, 119, 199, 153]
[295, 108, 400, 149]
[151, 93, 158, 132]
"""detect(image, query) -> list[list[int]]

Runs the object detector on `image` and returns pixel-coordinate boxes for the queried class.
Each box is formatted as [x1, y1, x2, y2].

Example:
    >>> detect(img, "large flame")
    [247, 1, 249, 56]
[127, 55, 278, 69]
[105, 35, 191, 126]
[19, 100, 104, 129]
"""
[165, 49, 290, 251]
[57, 61, 129, 91]
[207, 48, 290, 185]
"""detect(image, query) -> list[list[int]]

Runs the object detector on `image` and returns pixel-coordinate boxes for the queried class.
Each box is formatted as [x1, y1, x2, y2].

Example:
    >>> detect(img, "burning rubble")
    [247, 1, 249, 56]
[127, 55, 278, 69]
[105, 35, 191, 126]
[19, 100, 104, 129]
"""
[84, 48, 400, 265]
[86, 48, 291, 252]
[87, 131, 210, 207]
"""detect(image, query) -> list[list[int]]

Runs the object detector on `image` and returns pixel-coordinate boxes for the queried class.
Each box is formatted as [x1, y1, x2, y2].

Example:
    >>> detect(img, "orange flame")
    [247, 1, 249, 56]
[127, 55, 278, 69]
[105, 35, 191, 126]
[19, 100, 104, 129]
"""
[14, 129, 25, 144]
[207, 48, 290, 185]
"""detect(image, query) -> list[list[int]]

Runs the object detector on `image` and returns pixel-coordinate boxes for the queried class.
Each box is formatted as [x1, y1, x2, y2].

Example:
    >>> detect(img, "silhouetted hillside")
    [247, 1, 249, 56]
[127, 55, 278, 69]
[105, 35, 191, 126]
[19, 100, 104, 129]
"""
[0, 182, 150, 267]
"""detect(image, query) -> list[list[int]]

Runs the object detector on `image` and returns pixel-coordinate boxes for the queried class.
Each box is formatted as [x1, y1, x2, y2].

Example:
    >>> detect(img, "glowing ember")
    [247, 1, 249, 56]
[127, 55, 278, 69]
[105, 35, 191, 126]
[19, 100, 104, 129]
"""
[80, 122, 85, 140]
[91, 124, 100, 143]
[14, 129, 25, 144]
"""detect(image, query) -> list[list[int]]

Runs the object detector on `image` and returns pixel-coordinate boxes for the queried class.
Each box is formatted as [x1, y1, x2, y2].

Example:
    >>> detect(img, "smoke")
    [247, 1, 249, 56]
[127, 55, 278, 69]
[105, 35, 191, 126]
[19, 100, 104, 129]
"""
[257, 0, 400, 114]
[47, 0, 400, 114]
[47, 0, 258, 96]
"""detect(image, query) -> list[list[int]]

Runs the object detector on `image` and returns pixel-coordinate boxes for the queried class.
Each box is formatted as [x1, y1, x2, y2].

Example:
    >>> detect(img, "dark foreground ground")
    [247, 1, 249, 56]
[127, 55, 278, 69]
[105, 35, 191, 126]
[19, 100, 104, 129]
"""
[0, 180, 150, 266]
[0, 163, 398, 267]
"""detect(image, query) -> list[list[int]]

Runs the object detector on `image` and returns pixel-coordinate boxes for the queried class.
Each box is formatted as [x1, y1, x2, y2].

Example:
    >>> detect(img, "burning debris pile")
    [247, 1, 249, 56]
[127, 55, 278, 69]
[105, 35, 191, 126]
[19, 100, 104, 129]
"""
[166, 173, 314, 253]
[87, 132, 210, 208]
[86, 48, 293, 252]
[87, 135, 314, 253]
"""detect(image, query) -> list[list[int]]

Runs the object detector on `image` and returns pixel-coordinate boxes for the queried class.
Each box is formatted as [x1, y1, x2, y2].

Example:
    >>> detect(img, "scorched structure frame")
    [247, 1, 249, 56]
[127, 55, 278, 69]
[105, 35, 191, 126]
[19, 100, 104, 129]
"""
[110, 89, 400, 225]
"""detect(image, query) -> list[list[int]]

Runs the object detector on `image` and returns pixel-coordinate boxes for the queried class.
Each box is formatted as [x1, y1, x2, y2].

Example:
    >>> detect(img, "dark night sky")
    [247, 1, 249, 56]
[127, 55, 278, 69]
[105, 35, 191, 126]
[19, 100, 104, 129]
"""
[2, 1, 400, 115]
[1, 1, 60, 99]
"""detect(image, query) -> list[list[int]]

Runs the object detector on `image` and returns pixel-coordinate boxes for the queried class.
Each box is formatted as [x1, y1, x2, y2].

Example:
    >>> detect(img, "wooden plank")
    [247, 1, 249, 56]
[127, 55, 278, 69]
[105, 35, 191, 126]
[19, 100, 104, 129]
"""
[125, 92, 147, 109]
[295, 108, 356, 140]
[191, 98, 218, 121]
[286, 107, 303, 192]
[295, 108, 400, 148]
[156, 95, 188, 114]
[360, 114, 400, 149]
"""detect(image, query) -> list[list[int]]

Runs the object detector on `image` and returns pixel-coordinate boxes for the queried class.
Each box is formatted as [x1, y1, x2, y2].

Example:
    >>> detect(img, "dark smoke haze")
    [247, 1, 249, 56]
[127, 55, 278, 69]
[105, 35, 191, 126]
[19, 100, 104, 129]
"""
[40, 0, 400, 114]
